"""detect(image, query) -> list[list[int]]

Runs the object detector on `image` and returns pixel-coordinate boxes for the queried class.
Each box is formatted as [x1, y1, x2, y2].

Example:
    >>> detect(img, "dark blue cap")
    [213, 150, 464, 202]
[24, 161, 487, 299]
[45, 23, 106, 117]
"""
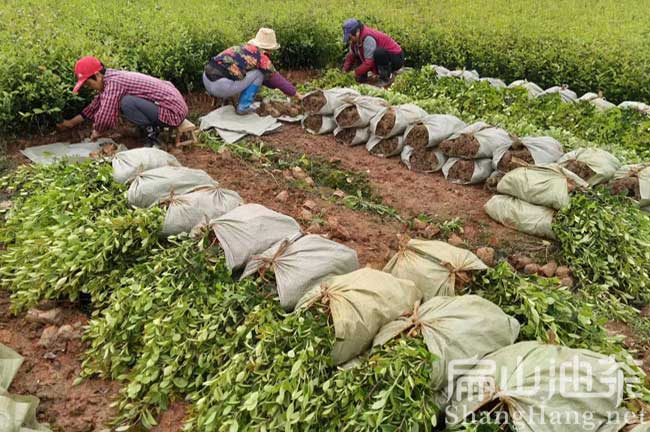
[342, 18, 361, 44]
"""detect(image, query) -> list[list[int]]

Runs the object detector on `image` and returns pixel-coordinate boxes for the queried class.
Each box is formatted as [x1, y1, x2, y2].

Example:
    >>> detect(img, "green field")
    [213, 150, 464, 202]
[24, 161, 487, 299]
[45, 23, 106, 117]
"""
[1, 0, 649, 133]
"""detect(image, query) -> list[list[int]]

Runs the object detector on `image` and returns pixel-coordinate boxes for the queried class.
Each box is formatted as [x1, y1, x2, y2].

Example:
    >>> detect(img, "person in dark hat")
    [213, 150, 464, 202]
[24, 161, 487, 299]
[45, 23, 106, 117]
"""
[342, 19, 404, 86]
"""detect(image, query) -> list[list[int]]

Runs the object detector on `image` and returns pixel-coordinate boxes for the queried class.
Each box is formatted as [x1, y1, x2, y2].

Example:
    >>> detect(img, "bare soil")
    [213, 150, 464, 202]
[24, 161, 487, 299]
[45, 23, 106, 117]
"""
[447, 159, 476, 183]
[564, 159, 596, 182]
[369, 137, 401, 157]
[440, 134, 480, 158]
[335, 106, 360, 128]
[404, 124, 429, 148]
[609, 177, 641, 200]
[374, 109, 396, 136]
[302, 90, 326, 114]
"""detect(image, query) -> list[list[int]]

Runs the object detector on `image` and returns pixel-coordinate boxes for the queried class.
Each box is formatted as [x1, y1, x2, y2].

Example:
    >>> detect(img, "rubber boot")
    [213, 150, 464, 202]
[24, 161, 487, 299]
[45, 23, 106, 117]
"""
[237, 83, 260, 115]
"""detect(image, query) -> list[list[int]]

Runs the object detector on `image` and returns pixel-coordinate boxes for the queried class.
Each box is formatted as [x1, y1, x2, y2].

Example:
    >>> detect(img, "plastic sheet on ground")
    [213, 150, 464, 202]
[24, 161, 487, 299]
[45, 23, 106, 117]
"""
[404, 114, 467, 148]
[485, 195, 556, 239]
[334, 95, 390, 129]
[446, 341, 629, 432]
[538, 86, 578, 103]
[20, 138, 118, 165]
[508, 80, 544, 98]
[208, 203, 301, 271]
[302, 87, 360, 115]
[127, 166, 217, 208]
[1, 343, 52, 432]
[373, 295, 520, 393]
[383, 238, 487, 300]
[492, 136, 564, 170]
[442, 157, 494, 185]
[112, 147, 180, 184]
[369, 104, 428, 139]
[496, 164, 588, 210]
[161, 185, 243, 236]
[296, 267, 422, 365]
[199, 105, 282, 144]
[612, 164, 650, 209]
[557, 148, 621, 186]
[241, 233, 359, 311]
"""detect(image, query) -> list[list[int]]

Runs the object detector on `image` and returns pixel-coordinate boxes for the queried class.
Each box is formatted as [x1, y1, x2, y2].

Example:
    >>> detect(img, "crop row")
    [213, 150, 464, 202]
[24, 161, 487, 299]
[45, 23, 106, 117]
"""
[1, 0, 650, 133]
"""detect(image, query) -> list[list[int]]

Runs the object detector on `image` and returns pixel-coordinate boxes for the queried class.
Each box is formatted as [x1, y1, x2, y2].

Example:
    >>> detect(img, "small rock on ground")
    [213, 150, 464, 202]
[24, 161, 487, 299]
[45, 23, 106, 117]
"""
[447, 233, 464, 247]
[475, 247, 496, 267]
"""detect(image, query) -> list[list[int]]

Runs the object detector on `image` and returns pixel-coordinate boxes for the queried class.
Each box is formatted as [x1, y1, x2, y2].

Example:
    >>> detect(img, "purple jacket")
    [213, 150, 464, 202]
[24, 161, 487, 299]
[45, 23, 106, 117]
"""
[264, 72, 296, 97]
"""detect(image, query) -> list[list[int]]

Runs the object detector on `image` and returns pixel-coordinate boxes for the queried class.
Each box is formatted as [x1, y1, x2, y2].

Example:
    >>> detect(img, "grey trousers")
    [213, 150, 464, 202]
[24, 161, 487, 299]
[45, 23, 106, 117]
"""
[120, 95, 162, 127]
[202, 69, 264, 99]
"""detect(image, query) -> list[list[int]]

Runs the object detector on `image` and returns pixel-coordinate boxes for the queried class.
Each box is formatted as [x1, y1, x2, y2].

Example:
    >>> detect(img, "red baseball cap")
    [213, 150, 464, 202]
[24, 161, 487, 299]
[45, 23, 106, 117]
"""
[73, 56, 103, 93]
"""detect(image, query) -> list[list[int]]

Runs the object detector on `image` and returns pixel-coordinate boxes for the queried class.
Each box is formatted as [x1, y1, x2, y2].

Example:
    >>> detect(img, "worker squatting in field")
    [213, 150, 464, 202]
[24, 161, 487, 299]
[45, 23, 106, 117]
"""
[56, 21, 403, 144]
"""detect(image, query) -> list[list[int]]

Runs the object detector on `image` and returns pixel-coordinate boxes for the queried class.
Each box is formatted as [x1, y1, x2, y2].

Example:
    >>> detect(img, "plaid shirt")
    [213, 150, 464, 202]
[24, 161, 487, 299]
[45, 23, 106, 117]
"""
[82, 69, 188, 132]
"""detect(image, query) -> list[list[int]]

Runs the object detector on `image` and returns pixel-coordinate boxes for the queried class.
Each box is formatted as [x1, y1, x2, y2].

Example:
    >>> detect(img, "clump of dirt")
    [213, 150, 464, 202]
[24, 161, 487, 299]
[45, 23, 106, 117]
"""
[563, 159, 596, 182]
[301, 90, 326, 114]
[335, 128, 357, 146]
[497, 148, 535, 172]
[447, 159, 476, 183]
[485, 171, 505, 192]
[375, 109, 396, 136]
[405, 124, 429, 148]
[335, 106, 361, 128]
[258, 100, 302, 118]
[440, 134, 480, 158]
[303, 114, 323, 132]
[89, 143, 119, 159]
[369, 137, 401, 157]
[609, 177, 641, 200]
[407, 141, 440, 172]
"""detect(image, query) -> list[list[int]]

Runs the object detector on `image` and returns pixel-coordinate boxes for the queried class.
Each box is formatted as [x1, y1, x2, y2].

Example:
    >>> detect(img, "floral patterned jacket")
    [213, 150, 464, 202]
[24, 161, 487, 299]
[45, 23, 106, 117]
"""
[212, 44, 276, 80]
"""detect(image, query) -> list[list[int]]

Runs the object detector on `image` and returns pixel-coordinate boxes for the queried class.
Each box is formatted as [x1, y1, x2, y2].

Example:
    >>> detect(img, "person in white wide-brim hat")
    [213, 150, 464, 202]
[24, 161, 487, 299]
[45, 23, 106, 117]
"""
[202, 28, 301, 114]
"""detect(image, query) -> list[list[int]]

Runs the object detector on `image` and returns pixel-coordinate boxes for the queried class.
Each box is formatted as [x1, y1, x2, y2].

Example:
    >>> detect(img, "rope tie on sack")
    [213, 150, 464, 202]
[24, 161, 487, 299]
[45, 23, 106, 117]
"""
[254, 238, 292, 280]
[406, 300, 423, 338]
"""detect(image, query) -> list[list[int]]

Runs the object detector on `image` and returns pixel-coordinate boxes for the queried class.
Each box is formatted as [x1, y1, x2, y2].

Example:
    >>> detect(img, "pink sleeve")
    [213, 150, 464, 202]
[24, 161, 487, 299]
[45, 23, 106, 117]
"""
[81, 96, 101, 119]
[90, 84, 123, 132]
[264, 73, 296, 97]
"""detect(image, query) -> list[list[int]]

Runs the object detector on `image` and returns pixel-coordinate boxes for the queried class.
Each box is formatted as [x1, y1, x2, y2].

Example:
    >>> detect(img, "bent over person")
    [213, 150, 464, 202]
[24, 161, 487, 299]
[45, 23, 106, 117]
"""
[58, 56, 188, 148]
[203, 28, 300, 114]
[342, 19, 404, 86]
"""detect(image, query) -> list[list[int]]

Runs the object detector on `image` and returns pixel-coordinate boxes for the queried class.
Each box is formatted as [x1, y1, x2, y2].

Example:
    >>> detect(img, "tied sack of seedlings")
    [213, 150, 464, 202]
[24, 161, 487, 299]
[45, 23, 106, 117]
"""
[448, 69, 479, 83]
[485, 171, 505, 192]
[384, 238, 487, 300]
[609, 164, 650, 210]
[127, 166, 217, 208]
[207, 203, 301, 270]
[333, 126, 371, 146]
[508, 80, 544, 98]
[430, 64, 451, 78]
[191, 269, 421, 431]
[440, 122, 516, 159]
[557, 148, 621, 186]
[442, 157, 493, 185]
[578, 92, 616, 111]
[373, 295, 520, 405]
[302, 87, 360, 115]
[492, 136, 564, 172]
[112, 147, 180, 184]
[160, 185, 243, 236]
[240, 233, 359, 311]
[369, 104, 428, 139]
[619, 101, 650, 116]
[404, 114, 467, 149]
[537, 85, 578, 103]
[484, 195, 556, 239]
[401, 145, 447, 172]
[302, 114, 337, 135]
[334, 95, 390, 129]
[479, 77, 507, 88]
[446, 341, 629, 432]
[366, 134, 405, 157]
[496, 164, 588, 210]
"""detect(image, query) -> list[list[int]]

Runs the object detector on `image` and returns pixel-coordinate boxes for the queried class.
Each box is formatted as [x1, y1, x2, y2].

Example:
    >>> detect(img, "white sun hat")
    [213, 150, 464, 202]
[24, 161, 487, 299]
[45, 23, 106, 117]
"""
[248, 28, 281, 50]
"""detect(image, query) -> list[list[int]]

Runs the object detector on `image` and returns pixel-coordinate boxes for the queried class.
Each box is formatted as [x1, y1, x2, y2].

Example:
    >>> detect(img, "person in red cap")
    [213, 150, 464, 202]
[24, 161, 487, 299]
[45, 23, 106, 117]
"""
[57, 56, 188, 147]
